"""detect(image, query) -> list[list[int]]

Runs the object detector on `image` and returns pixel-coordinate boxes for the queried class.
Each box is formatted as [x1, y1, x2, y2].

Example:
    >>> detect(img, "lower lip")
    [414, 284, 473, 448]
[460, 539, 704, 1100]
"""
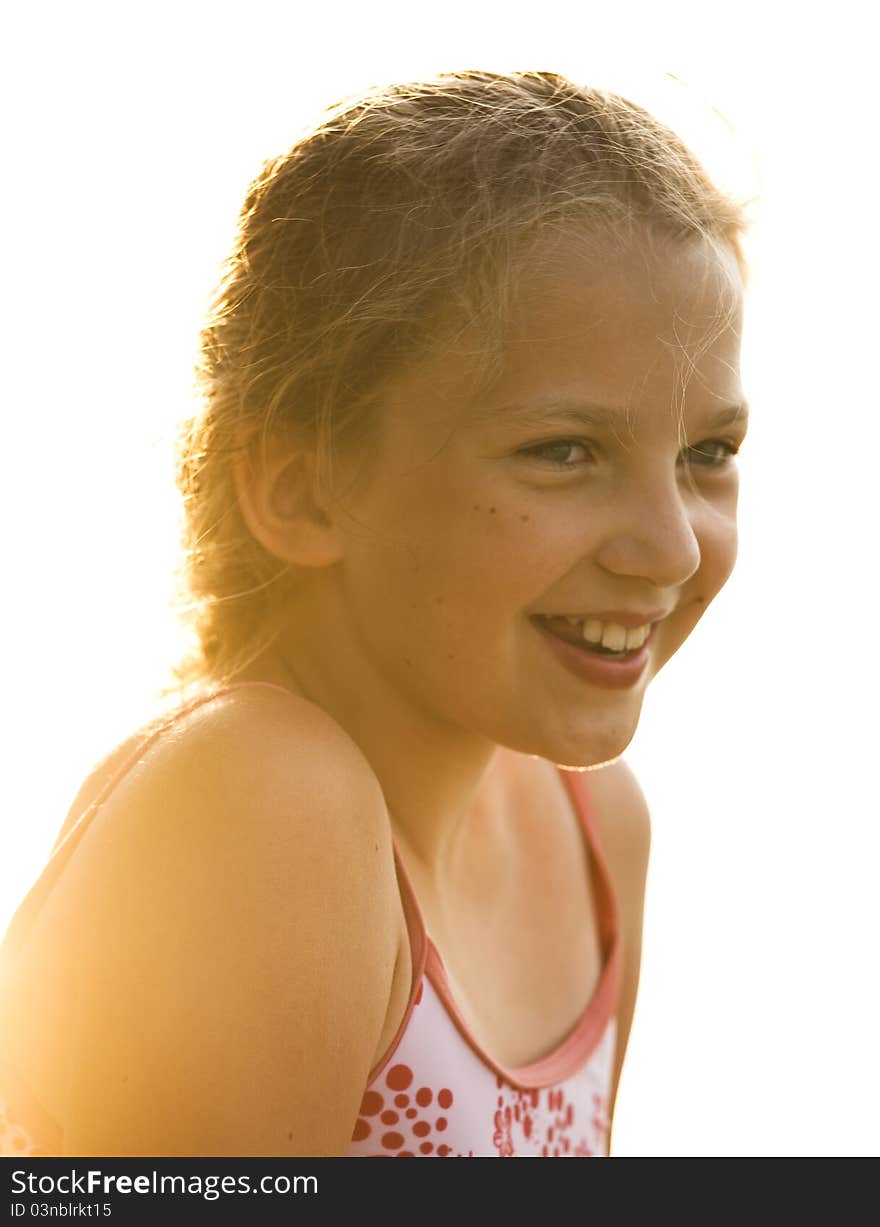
[531, 618, 655, 690]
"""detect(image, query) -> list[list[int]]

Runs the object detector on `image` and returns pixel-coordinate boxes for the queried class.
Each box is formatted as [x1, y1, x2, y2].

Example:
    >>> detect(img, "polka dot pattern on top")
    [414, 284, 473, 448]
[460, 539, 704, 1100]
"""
[346, 976, 617, 1158]
[347, 764, 621, 1158]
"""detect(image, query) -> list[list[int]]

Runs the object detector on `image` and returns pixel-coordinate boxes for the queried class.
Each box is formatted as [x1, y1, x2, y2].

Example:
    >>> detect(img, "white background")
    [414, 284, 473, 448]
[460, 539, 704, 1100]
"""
[2, 1, 877, 1156]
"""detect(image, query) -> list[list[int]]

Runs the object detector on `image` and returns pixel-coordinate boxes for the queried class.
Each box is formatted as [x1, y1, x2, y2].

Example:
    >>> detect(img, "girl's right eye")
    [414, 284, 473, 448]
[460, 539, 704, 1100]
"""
[517, 439, 593, 470]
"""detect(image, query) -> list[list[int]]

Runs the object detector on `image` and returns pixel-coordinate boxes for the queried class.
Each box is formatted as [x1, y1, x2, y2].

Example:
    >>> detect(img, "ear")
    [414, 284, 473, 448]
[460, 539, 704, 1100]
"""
[233, 444, 344, 568]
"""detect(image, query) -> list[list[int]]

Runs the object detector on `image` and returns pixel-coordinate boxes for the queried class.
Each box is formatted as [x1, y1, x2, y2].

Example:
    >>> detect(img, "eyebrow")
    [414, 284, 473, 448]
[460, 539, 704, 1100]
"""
[475, 399, 750, 432]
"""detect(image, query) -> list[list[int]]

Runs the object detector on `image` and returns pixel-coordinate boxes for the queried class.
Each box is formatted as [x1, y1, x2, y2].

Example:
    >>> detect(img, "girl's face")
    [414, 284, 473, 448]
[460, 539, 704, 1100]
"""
[327, 229, 747, 768]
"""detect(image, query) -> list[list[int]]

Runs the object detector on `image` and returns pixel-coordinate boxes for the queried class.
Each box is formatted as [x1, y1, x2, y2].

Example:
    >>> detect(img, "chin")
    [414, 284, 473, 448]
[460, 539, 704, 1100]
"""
[551, 747, 629, 772]
[517, 720, 638, 773]
[554, 757, 620, 773]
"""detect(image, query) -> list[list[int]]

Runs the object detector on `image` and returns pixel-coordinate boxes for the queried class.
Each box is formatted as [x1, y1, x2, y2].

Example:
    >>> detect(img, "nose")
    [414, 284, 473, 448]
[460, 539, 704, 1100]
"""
[592, 473, 704, 588]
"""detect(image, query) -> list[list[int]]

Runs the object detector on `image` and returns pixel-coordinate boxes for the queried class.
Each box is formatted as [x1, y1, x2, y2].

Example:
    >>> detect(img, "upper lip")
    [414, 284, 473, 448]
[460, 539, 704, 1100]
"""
[535, 609, 672, 628]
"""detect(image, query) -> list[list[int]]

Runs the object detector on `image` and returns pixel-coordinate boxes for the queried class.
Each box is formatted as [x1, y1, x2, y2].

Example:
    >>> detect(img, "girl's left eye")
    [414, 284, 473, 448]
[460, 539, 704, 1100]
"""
[684, 439, 741, 468]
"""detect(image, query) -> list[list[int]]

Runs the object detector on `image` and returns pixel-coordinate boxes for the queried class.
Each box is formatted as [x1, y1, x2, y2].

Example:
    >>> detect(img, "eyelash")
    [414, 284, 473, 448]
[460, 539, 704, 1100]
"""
[519, 437, 742, 471]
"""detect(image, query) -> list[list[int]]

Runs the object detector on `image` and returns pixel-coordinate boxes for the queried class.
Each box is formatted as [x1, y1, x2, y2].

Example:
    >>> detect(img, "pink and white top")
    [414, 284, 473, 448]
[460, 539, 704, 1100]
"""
[0, 683, 621, 1157]
[346, 765, 622, 1158]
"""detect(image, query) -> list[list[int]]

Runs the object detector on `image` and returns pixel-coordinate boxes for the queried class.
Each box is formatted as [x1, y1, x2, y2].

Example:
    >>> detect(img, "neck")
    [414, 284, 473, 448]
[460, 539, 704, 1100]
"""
[237, 623, 511, 886]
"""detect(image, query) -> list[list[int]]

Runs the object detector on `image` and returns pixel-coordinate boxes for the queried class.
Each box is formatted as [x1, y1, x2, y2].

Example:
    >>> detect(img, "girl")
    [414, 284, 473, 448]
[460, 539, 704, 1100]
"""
[0, 70, 749, 1157]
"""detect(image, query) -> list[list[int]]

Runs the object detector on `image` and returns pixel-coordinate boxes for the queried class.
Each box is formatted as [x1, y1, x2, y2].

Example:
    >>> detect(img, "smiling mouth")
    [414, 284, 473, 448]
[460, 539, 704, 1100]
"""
[531, 614, 652, 658]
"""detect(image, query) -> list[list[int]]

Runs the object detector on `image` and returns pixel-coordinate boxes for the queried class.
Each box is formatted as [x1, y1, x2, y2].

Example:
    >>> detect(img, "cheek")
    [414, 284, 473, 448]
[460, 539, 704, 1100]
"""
[393, 506, 544, 609]
[345, 476, 554, 641]
[695, 504, 739, 594]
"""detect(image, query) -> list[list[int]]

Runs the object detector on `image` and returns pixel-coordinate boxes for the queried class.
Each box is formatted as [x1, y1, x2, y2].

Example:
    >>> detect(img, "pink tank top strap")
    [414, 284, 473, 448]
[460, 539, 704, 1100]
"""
[557, 768, 621, 962]
[390, 766, 621, 970]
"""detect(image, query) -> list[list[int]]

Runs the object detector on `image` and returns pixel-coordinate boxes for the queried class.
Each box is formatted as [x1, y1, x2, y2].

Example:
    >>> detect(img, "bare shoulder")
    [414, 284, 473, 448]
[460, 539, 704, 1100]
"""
[5, 685, 401, 1156]
[53, 685, 376, 840]
[55, 685, 386, 840]
[138, 683, 392, 821]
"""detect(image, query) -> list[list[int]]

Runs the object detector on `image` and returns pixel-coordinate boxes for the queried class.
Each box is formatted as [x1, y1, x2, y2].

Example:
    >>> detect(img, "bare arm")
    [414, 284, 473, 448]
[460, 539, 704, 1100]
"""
[3, 688, 401, 1156]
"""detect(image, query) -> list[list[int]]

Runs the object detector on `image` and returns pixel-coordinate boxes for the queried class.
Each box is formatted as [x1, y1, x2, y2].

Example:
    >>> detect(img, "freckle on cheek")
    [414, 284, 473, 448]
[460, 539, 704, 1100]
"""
[489, 506, 496, 514]
[521, 514, 529, 522]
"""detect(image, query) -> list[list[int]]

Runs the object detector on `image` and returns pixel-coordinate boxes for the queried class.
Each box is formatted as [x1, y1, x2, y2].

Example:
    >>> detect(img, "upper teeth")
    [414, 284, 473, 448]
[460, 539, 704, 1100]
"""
[563, 617, 653, 651]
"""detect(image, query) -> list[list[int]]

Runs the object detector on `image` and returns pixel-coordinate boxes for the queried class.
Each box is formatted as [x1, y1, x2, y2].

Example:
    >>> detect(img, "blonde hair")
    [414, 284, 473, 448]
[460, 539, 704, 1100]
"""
[168, 68, 748, 695]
